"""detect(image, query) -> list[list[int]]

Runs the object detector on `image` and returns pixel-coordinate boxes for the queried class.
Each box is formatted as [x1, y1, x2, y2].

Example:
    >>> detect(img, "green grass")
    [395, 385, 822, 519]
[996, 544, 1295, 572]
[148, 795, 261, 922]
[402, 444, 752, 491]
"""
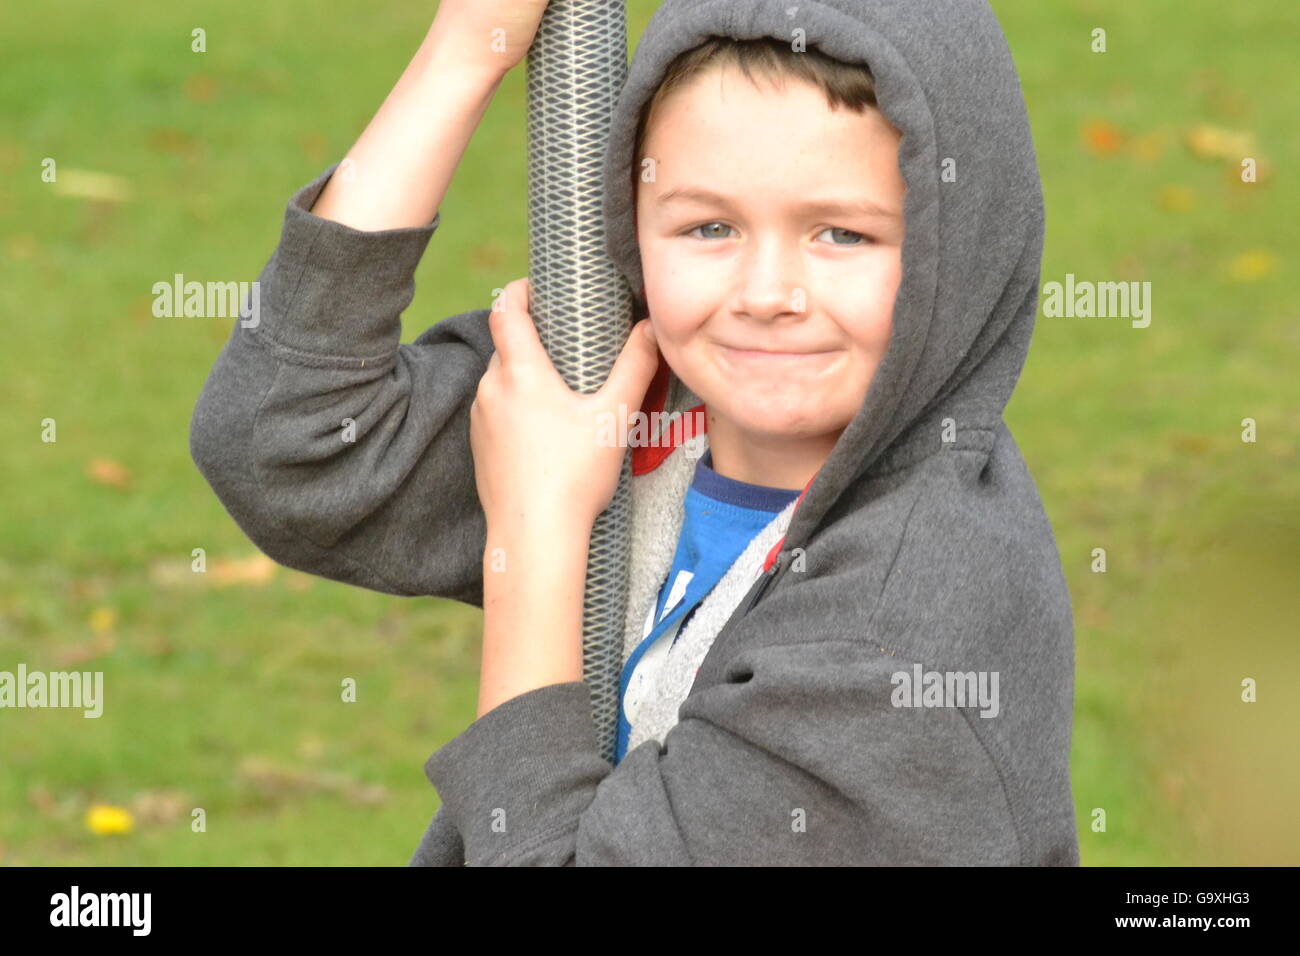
[1, 0, 1296, 865]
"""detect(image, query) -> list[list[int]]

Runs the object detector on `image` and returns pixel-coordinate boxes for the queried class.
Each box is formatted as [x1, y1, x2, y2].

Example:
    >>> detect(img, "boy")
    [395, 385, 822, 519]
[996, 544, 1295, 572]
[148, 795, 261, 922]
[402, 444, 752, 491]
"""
[191, 0, 1079, 866]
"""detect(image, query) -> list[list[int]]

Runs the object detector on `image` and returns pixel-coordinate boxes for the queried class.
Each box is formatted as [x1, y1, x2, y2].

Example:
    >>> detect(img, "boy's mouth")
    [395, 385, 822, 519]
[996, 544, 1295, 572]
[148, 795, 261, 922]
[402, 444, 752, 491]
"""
[717, 344, 841, 368]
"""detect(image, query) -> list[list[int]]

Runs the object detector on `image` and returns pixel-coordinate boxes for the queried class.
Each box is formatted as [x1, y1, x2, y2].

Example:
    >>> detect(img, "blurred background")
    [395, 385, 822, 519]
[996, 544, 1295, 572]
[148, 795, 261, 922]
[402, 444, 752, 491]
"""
[1, 0, 1296, 865]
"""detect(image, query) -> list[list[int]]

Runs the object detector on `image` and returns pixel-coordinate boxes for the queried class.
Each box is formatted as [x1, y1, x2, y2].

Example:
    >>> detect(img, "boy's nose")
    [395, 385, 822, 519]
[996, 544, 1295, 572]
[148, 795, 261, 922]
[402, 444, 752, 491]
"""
[737, 241, 807, 319]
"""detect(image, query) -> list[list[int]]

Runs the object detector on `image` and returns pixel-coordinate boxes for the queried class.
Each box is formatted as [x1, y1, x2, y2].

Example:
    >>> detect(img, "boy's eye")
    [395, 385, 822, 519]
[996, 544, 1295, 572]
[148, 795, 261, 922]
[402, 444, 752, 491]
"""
[684, 221, 735, 240]
[682, 222, 870, 246]
[816, 227, 869, 246]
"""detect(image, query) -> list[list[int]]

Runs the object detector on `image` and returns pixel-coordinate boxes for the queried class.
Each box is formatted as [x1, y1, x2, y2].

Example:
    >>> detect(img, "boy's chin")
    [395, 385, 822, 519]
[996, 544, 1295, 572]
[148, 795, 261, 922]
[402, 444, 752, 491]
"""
[706, 406, 845, 445]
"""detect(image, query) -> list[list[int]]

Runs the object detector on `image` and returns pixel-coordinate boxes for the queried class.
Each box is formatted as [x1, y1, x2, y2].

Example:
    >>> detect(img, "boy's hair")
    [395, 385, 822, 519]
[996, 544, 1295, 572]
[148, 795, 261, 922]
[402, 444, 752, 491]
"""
[632, 35, 879, 171]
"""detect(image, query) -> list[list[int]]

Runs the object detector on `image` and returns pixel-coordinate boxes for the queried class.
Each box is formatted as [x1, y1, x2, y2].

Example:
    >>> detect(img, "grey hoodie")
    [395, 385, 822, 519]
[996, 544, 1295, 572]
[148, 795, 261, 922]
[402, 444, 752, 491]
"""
[190, 0, 1079, 866]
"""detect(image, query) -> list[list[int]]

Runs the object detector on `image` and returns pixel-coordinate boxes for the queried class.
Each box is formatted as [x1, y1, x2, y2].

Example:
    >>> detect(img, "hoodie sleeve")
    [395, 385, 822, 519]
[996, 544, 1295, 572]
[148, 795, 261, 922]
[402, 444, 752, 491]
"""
[420, 640, 1025, 866]
[188, 163, 492, 606]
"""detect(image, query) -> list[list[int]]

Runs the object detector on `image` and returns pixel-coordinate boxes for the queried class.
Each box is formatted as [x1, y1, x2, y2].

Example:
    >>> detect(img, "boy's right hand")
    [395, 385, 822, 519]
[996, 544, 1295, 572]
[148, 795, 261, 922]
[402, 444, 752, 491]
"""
[428, 0, 553, 82]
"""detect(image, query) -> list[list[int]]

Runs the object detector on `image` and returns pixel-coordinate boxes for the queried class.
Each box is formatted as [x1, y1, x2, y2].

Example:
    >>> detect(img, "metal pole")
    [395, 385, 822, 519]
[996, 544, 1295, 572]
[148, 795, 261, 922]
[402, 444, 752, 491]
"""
[525, 0, 632, 764]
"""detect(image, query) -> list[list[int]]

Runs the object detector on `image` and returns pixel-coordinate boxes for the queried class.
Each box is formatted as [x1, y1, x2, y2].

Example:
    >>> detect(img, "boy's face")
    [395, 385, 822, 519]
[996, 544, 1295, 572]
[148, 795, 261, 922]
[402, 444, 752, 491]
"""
[634, 65, 905, 469]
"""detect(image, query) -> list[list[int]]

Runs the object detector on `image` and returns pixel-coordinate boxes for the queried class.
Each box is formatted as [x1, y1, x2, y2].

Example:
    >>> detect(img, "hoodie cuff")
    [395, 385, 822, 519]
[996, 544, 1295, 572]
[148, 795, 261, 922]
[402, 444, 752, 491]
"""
[423, 681, 612, 866]
[247, 161, 441, 366]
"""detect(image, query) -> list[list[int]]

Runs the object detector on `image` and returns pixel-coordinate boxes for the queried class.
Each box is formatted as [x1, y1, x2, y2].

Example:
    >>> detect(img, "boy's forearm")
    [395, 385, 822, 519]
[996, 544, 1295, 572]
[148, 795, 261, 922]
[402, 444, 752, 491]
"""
[476, 517, 591, 719]
[310, 23, 507, 232]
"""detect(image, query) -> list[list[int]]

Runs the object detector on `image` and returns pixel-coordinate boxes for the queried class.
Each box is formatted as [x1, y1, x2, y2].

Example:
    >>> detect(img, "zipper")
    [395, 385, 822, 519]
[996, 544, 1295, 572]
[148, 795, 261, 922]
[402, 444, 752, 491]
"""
[740, 550, 783, 617]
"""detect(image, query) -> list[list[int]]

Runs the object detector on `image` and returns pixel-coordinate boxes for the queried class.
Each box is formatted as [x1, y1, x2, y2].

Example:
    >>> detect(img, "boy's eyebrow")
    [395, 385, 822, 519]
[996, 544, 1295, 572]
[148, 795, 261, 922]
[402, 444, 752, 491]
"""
[655, 185, 900, 218]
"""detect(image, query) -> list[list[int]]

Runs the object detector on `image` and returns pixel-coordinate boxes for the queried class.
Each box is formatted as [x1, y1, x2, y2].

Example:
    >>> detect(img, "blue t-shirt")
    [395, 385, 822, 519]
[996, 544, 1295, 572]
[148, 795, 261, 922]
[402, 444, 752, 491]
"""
[614, 450, 801, 765]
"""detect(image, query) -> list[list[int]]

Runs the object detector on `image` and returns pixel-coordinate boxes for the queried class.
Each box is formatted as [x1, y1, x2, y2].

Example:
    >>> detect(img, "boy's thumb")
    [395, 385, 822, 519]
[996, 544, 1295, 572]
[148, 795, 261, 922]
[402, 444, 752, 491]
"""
[601, 319, 659, 403]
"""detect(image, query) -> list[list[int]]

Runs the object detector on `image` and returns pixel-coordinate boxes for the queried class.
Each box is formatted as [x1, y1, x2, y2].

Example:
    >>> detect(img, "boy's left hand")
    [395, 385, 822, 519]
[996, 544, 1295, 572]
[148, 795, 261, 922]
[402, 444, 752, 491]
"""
[470, 277, 660, 535]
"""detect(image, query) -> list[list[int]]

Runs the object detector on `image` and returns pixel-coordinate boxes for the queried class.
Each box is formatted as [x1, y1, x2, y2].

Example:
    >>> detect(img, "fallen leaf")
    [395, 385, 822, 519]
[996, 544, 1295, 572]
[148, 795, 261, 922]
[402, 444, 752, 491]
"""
[184, 73, 218, 104]
[130, 295, 157, 324]
[297, 734, 326, 761]
[51, 169, 132, 203]
[71, 577, 108, 601]
[86, 457, 131, 490]
[148, 559, 196, 589]
[130, 789, 192, 825]
[285, 570, 314, 592]
[1115, 255, 1148, 281]
[301, 131, 329, 163]
[88, 606, 116, 634]
[1225, 249, 1278, 282]
[1185, 124, 1255, 162]
[0, 140, 25, 167]
[210, 553, 278, 587]
[28, 787, 82, 821]
[147, 127, 199, 159]
[238, 756, 389, 807]
[1082, 119, 1124, 156]
[253, 67, 290, 94]
[1129, 131, 1168, 163]
[79, 200, 119, 245]
[6, 234, 37, 260]
[27, 785, 56, 816]
[1156, 185, 1196, 213]
[55, 633, 116, 667]
[1169, 432, 1212, 455]
[470, 239, 508, 272]
[1079, 602, 1112, 629]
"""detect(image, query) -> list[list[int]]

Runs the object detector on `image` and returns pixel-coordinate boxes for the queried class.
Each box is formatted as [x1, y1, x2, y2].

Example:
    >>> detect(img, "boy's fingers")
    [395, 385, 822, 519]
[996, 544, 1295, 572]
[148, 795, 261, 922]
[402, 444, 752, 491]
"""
[600, 319, 660, 406]
[489, 277, 547, 369]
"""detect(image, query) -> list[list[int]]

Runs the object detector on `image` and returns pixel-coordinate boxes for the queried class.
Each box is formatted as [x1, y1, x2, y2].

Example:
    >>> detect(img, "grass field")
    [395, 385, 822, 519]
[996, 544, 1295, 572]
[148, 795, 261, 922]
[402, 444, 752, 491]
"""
[1, 0, 1296, 865]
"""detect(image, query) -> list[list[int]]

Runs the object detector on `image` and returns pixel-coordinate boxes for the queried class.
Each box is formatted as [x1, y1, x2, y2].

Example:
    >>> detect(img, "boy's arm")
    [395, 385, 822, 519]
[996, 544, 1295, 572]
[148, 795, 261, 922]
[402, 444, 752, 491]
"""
[308, 15, 507, 232]
[190, 162, 495, 603]
[416, 643, 1033, 866]
[190, 24, 511, 604]
[413, 518, 1079, 865]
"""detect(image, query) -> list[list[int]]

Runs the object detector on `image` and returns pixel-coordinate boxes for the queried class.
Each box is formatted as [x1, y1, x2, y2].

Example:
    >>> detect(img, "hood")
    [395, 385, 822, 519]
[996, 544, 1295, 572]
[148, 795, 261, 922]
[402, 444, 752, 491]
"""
[602, 0, 1045, 558]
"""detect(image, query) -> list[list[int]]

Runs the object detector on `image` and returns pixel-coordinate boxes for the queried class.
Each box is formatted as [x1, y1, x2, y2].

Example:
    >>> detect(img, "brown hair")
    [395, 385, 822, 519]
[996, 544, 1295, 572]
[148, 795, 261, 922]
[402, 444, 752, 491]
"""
[632, 35, 879, 176]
